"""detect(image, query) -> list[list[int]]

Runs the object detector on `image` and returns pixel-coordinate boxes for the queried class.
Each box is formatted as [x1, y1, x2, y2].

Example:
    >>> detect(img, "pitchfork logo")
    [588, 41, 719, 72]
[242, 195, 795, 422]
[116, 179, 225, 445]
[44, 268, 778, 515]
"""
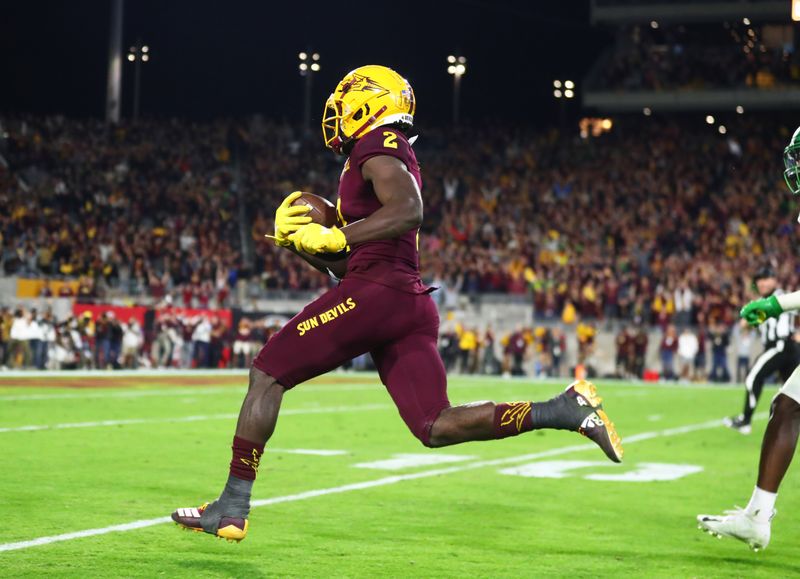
[240, 448, 262, 474]
[500, 401, 532, 432]
[340, 74, 388, 96]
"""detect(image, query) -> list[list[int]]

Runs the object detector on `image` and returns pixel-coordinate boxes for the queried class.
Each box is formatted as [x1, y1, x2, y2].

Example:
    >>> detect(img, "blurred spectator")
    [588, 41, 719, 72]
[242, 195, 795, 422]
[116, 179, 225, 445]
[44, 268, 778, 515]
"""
[107, 312, 123, 369]
[615, 325, 633, 378]
[694, 324, 707, 382]
[660, 325, 678, 381]
[550, 326, 566, 377]
[709, 321, 732, 382]
[457, 326, 478, 374]
[503, 326, 528, 377]
[736, 324, 755, 383]
[576, 321, 596, 365]
[0, 308, 10, 368]
[233, 318, 256, 368]
[480, 325, 500, 375]
[9, 309, 32, 368]
[151, 315, 174, 369]
[192, 316, 212, 368]
[121, 318, 143, 369]
[29, 308, 46, 370]
[678, 326, 699, 381]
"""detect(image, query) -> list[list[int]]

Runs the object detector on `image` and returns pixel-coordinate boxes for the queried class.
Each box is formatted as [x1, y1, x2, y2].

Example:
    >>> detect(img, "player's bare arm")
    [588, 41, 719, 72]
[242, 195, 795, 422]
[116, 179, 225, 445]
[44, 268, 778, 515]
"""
[340, 155, 423, 245]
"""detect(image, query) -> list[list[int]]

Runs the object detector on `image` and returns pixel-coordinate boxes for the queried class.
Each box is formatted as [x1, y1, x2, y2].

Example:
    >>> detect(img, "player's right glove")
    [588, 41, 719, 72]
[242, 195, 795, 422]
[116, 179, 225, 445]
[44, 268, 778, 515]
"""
[740, 296, 783, 326]
[271, 191, 312, 247]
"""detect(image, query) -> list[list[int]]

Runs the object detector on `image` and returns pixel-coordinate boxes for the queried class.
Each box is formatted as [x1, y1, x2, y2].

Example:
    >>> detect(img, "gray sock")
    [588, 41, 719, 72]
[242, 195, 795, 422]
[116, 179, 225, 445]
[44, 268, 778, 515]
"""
[199, 475, 254, 533]
[530, 393, 582, 431]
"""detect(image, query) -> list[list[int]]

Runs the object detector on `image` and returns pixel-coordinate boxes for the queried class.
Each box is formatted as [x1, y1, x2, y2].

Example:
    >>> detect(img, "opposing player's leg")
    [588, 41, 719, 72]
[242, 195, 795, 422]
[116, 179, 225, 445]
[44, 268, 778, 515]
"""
[171, 282, 381, 540]
[371, 296, 622, 462]
[698, 365, 800, 550]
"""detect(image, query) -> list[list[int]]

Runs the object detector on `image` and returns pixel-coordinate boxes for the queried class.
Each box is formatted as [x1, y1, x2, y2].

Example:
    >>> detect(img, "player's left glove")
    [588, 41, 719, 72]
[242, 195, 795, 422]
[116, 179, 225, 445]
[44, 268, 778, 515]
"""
[740, 296, 783, 326]
[289, 223, 347, 254]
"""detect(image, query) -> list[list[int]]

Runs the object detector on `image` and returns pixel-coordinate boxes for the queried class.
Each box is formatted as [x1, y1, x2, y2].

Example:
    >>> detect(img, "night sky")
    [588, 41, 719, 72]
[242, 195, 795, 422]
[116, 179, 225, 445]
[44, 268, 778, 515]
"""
[2, 0, 608, 125]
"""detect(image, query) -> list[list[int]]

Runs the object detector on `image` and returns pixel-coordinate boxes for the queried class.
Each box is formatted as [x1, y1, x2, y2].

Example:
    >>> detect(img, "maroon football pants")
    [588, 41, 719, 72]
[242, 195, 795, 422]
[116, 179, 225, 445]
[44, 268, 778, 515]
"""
[253, 278, 450, 446]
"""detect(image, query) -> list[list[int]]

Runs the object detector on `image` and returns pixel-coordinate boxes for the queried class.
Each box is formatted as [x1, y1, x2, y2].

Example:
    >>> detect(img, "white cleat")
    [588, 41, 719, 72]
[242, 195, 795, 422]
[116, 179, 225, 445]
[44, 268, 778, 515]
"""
[697, 507, 773, 551]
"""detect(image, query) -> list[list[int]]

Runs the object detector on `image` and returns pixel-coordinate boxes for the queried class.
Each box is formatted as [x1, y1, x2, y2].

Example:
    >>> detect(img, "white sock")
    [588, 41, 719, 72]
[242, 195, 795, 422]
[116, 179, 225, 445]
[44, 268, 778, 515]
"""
[745, 486, 777, 523]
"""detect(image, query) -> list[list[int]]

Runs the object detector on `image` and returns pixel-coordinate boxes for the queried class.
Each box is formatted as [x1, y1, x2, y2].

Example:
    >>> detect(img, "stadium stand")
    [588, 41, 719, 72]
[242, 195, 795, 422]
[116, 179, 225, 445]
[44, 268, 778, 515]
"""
[0, 114, 795, 376]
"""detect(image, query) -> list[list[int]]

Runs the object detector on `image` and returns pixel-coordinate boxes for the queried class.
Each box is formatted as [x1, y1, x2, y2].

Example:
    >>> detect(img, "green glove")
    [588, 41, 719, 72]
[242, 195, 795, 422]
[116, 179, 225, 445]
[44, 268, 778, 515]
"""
[740, 295, 783, 326]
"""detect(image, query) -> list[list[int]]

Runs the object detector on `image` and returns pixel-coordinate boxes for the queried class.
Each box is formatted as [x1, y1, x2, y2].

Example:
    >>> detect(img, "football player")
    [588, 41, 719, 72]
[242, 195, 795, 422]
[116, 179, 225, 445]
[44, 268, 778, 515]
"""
[171, 65, 623, 541]
[698, 127, 800, 551]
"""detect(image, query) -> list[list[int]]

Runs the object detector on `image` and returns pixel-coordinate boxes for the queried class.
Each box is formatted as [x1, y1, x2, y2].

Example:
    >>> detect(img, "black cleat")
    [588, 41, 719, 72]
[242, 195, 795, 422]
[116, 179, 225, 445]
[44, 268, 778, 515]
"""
[723, 415, 752, 435]
[560, 380, 624, 463]
[171, 501, 248, 542]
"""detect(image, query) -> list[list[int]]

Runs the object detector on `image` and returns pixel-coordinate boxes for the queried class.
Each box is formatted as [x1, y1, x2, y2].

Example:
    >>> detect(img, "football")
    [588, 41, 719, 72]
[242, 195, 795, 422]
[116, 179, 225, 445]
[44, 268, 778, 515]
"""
[290, 192, 347, 271]
[291, 192, 340, 228]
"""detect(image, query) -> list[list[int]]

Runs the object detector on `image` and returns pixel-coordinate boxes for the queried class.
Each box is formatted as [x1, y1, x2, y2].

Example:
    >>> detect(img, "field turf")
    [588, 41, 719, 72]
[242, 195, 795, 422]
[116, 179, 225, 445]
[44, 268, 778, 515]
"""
[2, 372, 800, 578]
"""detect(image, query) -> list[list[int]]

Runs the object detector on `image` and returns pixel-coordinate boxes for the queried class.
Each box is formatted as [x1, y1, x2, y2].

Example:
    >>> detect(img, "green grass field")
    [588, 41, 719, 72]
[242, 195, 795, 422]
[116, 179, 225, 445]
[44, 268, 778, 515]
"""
[2, 372, 800, 578]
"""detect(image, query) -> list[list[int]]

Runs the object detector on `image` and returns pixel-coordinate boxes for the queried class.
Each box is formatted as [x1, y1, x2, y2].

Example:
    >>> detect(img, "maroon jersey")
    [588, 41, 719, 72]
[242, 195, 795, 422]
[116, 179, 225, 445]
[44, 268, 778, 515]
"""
[338, 128, 428, 294]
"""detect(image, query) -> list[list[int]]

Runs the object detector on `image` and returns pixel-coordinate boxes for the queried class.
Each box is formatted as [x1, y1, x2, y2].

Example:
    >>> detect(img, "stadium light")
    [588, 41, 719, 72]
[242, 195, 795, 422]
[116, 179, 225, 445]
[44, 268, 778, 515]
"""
[299, 49, 321, 133]
[127, 40, 150, 121]
[447, 54, 466, 125]
[650, 20, 659, 29]
[743, 17, 751, 25]
[298, 51, 320, 75]
[794, 0, 800, 21]
[706, 115, 715, 125]
[719, 125, 727, 135]
[643, 107, 652, 116]
[736, 105, 745, 114]
[553, 80, 576, 99]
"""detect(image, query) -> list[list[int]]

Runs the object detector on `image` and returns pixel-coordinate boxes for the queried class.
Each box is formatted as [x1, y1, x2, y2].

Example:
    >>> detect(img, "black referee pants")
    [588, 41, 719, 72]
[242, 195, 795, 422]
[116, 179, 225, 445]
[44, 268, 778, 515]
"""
[742, 342, 800, 422]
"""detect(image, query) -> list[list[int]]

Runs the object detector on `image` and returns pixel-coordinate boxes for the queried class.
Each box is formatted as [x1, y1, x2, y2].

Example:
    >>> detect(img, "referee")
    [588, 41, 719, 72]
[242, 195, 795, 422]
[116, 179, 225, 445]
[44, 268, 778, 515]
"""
[725, 266, 799, 434]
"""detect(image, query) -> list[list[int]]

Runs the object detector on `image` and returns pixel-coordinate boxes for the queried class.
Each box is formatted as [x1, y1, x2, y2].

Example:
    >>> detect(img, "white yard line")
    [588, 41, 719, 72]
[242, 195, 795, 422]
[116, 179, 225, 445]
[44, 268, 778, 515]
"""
[0, 412, 759, 553]
[268, 449, 348, 456]
[0, 404, 391, 434]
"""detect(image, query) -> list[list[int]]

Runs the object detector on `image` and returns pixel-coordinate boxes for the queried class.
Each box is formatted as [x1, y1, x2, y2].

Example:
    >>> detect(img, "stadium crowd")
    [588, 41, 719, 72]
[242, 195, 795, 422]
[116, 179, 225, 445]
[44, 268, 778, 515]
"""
[1, 114, 798, 363]
[0, 305, 286, 371]
[601, 23, 799, 91]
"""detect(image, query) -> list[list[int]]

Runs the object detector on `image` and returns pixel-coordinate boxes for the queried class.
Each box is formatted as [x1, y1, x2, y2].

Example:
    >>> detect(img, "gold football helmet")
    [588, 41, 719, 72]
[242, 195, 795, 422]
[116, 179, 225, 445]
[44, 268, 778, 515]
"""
[322, 64, 415, 154]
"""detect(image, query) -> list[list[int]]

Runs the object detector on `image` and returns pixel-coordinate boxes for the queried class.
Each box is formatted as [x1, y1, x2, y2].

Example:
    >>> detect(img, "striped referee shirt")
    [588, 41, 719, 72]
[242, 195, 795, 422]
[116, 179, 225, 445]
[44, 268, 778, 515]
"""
[760, 289, 797, 349]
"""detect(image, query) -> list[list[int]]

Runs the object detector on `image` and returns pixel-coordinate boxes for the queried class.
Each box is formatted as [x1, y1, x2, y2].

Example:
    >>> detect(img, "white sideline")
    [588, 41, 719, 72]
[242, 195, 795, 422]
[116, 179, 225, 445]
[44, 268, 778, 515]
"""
[0, 376, 744, 403]
[0, 383, 380, 402]
[0, 404, 391, 434]
[0, 413, 763, 553]
[0, 368, 745, 390]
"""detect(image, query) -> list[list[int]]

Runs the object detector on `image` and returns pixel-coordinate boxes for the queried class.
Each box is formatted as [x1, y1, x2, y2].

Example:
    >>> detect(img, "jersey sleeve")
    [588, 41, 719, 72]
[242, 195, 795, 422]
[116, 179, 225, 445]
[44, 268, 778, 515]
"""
[351, 127, 414, 170]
